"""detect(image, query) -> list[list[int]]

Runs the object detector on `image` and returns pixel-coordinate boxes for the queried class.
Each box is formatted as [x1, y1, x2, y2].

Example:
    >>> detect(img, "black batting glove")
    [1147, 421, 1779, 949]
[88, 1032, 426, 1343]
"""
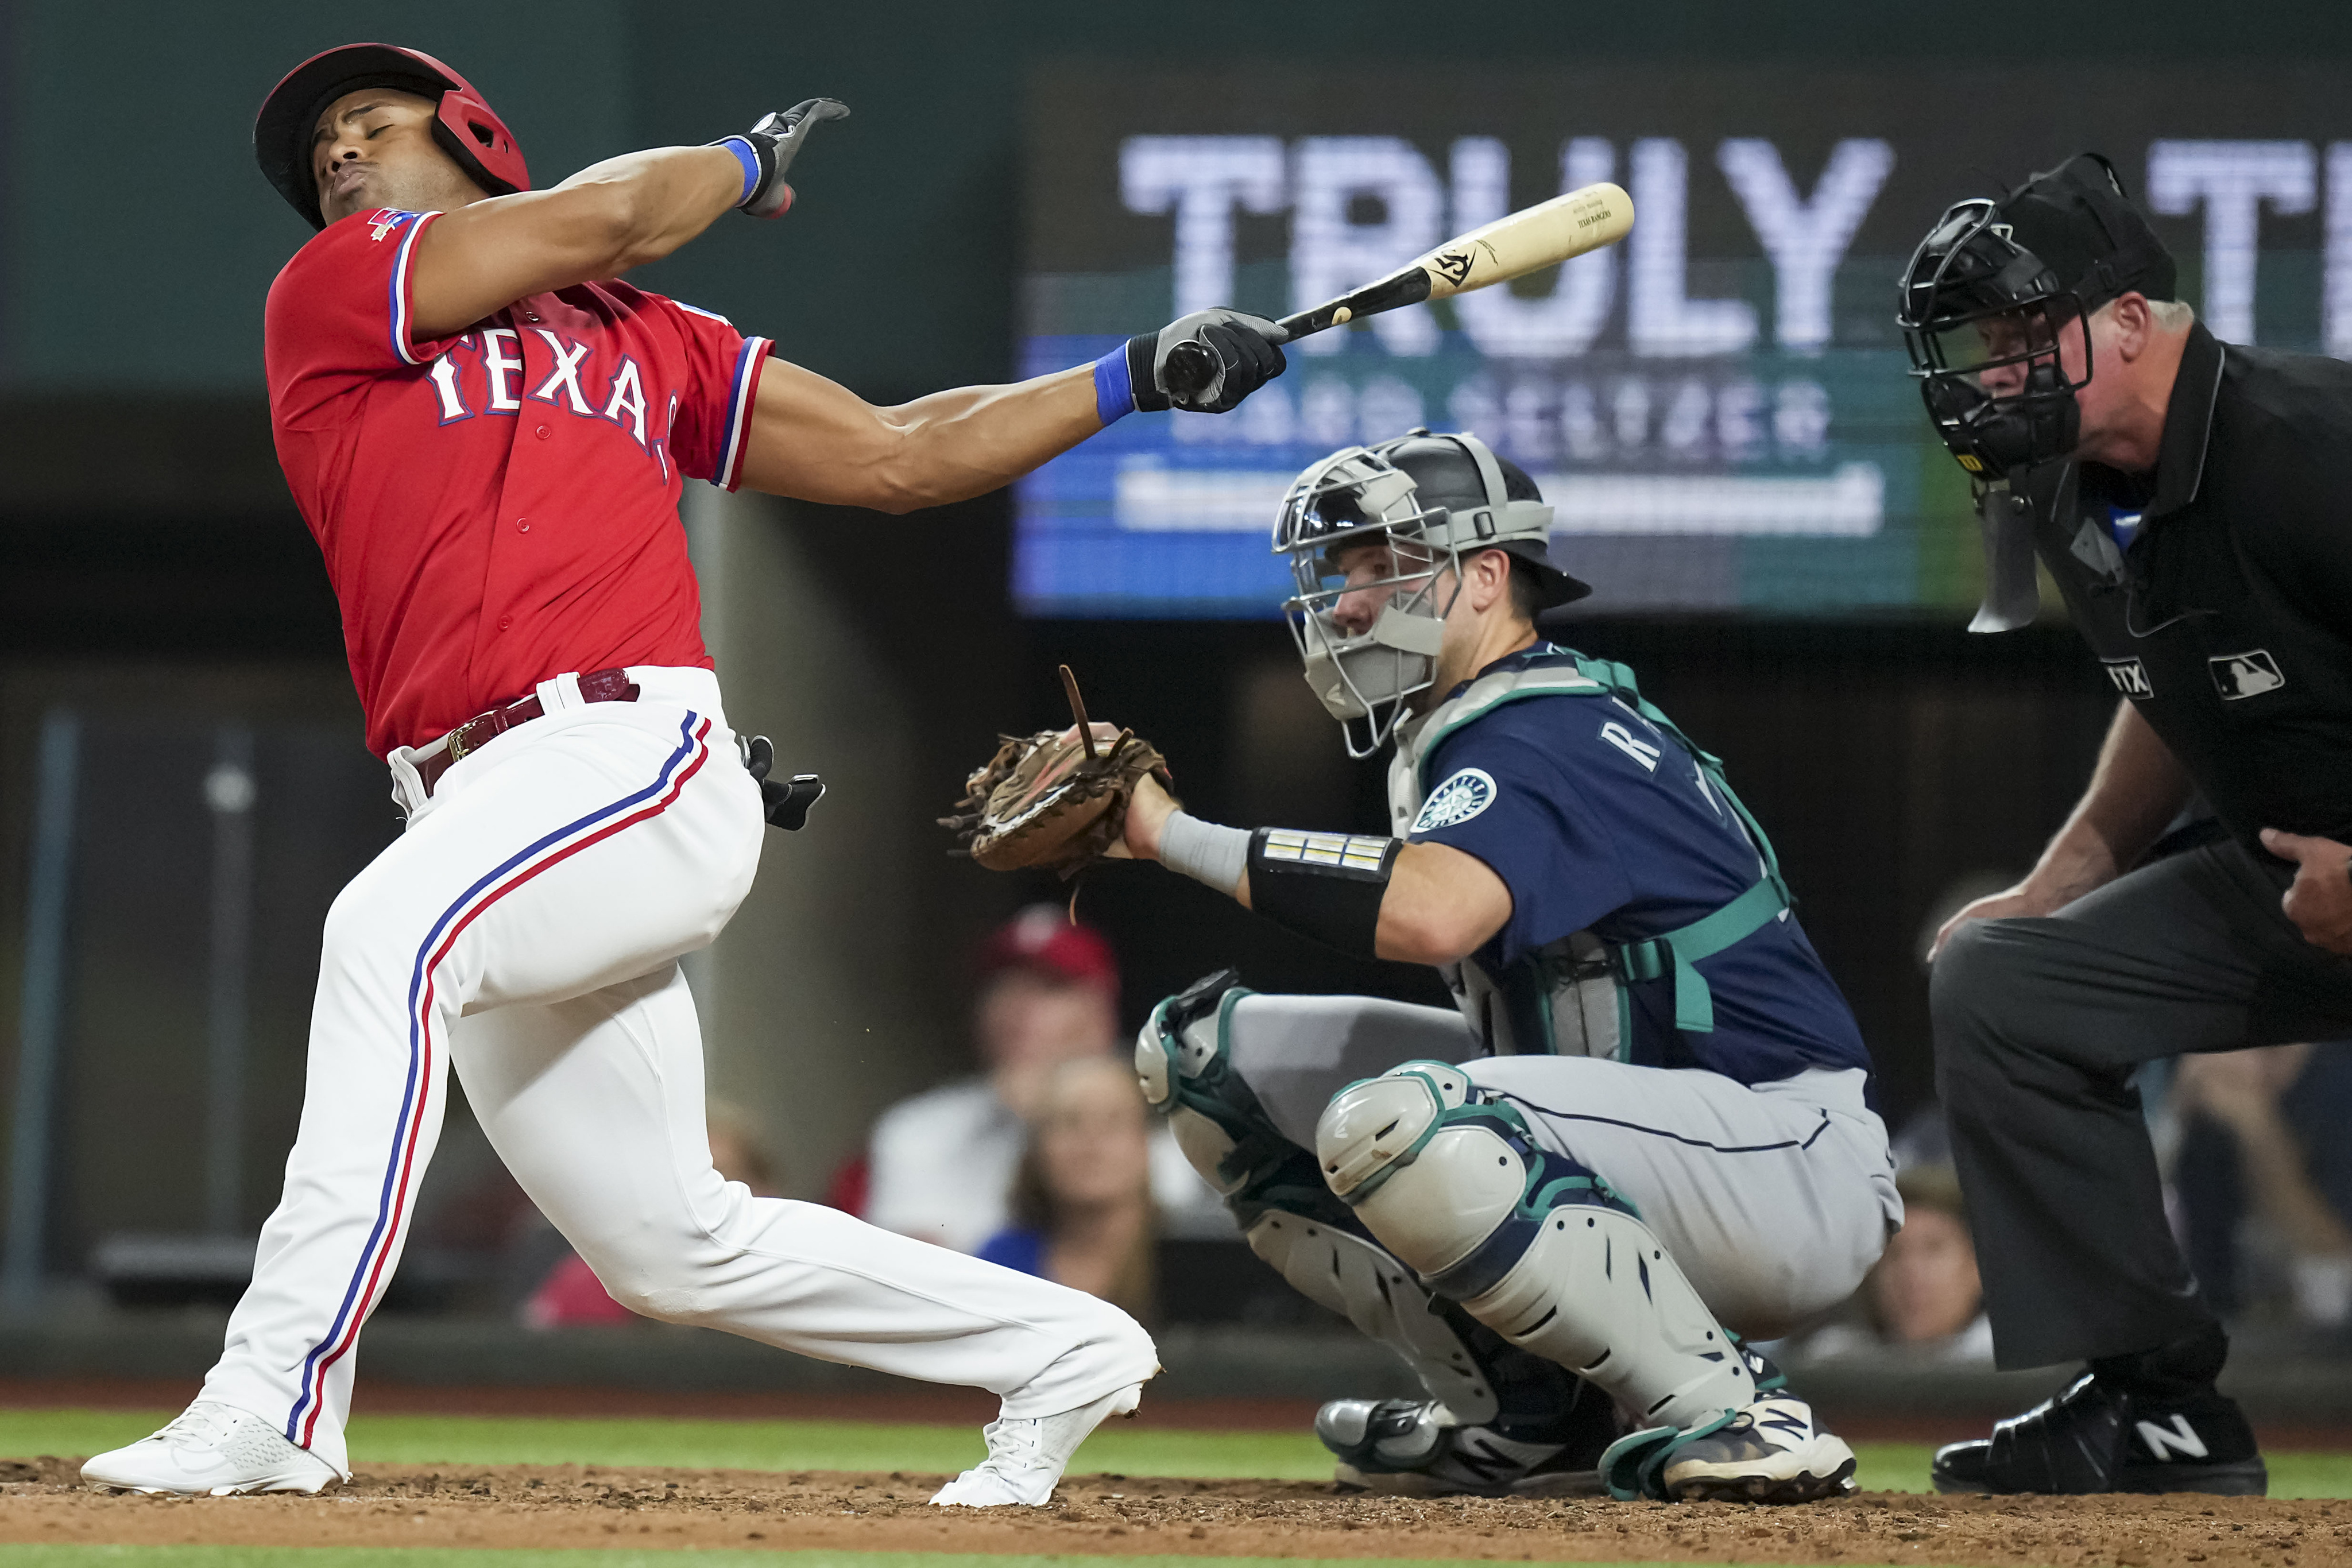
[714, 98, 850, 219]
[1127, 308, 1288, 415]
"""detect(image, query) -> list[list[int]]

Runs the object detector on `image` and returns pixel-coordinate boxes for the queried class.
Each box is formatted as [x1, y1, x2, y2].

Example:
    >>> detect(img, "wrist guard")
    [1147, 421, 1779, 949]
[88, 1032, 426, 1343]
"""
[1248, 828, 1401, 958]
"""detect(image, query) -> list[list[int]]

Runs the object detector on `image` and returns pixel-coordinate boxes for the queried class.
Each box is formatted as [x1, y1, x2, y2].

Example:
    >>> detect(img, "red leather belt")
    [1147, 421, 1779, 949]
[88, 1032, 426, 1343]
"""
[414, 667, 641, 797]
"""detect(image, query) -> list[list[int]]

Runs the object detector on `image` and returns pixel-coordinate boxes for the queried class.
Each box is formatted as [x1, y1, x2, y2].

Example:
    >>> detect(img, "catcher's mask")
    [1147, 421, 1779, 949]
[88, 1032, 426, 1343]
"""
[1898, 153, 2175, 479]
[1275, 429, 1589, 758]
[256, 42, 531, 231]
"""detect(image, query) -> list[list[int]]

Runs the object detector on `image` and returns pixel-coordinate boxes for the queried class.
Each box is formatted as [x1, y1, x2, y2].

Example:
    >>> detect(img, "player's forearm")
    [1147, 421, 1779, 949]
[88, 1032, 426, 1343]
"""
[412, 146, 746, 336]
[1151, 807, 1506, 965]
[548, 145, 746, 273]
[862, 369, 1101, 512]
[2023, 702, 2193, 905]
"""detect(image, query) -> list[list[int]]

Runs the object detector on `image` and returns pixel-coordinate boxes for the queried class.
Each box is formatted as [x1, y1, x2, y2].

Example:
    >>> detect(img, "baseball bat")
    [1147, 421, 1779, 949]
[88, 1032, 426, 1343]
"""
[1162, 180, 1635, 401]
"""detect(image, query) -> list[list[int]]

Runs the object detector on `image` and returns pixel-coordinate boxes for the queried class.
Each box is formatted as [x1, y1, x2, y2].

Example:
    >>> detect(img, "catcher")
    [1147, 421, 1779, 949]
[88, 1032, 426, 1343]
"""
[951, 431, 1900, 1503]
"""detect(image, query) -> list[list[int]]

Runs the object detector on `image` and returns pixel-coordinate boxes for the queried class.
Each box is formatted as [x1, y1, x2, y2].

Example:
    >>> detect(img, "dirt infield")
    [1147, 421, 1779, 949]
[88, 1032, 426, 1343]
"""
[1, 1457, 2343, 1565]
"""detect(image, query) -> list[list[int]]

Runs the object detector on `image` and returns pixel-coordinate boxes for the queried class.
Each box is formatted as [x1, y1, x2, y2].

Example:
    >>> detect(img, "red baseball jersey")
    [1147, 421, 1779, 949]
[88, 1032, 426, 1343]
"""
[264, 206, 771, 757]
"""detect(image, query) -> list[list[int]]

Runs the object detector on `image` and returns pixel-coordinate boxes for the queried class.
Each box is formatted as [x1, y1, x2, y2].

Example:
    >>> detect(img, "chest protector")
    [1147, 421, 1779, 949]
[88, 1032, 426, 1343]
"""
[1388, 652, 1792, 1060]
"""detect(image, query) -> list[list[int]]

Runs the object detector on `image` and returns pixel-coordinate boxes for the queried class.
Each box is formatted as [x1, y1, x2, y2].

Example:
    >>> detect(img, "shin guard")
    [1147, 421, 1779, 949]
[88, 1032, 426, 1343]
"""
[1317, 1062, 1754, 1434]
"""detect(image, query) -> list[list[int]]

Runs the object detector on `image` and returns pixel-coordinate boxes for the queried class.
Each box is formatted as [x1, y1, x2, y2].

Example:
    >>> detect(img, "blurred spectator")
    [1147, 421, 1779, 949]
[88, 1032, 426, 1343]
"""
[1799, 1162, 1992, 1362]
[829, 905, 1218, 1252]
[2171, 1043, 2352, 1330]
[977, 1056, 1158, 1321]
[522, 1101, 781, 1329]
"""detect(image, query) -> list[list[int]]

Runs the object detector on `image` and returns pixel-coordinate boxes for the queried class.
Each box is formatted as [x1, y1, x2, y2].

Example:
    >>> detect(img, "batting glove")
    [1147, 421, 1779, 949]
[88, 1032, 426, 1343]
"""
[711, 98, 850, 219]
[1094, 309, 1288, 423]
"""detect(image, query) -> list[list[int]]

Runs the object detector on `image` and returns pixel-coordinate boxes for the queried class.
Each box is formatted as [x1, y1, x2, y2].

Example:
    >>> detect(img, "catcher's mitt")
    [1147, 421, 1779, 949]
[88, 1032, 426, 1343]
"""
[941, 666, 1175, 878]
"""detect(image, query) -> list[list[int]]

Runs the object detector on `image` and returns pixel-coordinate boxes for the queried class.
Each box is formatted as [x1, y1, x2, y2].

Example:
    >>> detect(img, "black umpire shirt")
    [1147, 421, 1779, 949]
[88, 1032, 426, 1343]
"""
[2018, 321, 2352, 850]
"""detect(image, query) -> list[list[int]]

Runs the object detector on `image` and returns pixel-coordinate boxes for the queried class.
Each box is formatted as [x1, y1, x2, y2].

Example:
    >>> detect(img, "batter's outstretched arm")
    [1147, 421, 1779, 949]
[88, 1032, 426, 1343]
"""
[735, 307, 1287, 510]
[735, 359, 1102, 514]
[1931, 699, 2192, 957]
[409, 146, 746, 338]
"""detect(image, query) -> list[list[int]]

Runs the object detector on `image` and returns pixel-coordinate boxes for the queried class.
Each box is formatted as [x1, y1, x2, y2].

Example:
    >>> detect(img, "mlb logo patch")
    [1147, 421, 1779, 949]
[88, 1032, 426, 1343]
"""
[2102, 658, 2153, 699]
[2209, 650, 2285, 701]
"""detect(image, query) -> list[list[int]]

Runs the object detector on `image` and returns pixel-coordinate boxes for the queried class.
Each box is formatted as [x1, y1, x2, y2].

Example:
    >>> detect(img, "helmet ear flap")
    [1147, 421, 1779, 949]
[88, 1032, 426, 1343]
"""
[432, 87, 529, 196]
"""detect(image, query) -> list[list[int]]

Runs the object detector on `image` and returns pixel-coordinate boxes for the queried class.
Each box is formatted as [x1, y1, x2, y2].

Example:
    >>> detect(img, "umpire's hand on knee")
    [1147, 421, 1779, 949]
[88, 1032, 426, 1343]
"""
[1928, 881, 2055, 962]
[2261, 828, 2352, 955]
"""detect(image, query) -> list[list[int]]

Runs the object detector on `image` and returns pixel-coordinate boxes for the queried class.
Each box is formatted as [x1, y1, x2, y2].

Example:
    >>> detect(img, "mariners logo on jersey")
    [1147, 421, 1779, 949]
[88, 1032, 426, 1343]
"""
[1413, 768, 1496, 833]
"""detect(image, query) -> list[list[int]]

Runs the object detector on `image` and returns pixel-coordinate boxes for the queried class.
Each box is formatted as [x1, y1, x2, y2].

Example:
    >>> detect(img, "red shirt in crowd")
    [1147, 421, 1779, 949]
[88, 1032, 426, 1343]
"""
[264, 205, 771, 757]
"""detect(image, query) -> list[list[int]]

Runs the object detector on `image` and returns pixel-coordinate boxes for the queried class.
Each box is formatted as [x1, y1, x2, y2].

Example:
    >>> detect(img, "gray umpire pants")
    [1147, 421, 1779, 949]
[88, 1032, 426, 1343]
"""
[1931, 837, 2352, 1370]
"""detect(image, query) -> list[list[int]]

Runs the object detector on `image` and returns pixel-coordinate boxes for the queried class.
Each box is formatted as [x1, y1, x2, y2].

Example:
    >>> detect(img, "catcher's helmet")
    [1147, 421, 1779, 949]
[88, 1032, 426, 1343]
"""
[256, 44, 530, 230]
[1897, 153, 2175, 477]
[1275, 429, 1590, 757]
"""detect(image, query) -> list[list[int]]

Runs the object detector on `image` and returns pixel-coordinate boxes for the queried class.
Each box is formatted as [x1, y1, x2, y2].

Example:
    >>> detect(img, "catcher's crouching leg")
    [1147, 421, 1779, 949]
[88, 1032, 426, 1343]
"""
[1317, 1064, 1855, 1503]
[1136, 975, 1611, 1495]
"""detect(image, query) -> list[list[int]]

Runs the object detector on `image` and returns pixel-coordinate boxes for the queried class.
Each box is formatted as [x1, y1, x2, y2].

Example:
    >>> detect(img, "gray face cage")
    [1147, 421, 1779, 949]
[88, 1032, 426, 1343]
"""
[1272, 432, 1556, 759]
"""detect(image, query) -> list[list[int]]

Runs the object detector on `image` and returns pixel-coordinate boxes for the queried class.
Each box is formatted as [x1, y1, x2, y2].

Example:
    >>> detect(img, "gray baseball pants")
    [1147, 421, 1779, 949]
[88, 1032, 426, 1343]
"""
[1226, 994, 1900, 1338]
[1931, 837, 2352, 1370]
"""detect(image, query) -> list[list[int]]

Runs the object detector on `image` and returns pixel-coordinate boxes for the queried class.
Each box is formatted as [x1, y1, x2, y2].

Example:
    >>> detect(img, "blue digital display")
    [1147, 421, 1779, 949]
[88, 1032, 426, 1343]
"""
[1015, 67, 2352, 619]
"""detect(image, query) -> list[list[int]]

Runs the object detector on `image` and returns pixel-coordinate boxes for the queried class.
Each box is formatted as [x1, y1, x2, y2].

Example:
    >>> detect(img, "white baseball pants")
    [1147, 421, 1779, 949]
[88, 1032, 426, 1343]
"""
[201, 667, 1155, 1474]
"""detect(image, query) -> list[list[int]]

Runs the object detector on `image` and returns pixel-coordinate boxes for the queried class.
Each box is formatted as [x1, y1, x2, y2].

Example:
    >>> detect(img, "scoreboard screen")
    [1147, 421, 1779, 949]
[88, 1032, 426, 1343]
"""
[1013, 63, 2352, 618]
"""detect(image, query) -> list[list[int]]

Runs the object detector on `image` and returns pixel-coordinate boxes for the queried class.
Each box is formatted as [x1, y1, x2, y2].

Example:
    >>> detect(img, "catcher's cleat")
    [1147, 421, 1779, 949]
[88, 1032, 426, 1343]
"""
[1318, 1397, 1612, 1498]
[1618, 1393, 1859, 1504]
[1931, 1376, 2265, 1496]
[930, 1381, 1144, 1507]
[82, 1401, 342, 1496]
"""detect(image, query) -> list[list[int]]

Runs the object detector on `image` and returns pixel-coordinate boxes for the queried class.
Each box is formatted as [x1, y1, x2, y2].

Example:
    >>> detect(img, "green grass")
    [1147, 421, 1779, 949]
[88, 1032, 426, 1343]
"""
[2, 1409, 2346, 1497]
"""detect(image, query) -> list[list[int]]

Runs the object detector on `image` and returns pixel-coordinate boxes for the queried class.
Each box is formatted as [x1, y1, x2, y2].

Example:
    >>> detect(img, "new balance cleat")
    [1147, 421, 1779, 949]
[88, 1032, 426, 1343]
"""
[1649, 1394, 1858, 1503]
[930, 1381, 1144, 1507]
[1317, 1397, 1611, 1498]
[82, 1401, 342, 1496]
[1932, 1375, 2265, 1496]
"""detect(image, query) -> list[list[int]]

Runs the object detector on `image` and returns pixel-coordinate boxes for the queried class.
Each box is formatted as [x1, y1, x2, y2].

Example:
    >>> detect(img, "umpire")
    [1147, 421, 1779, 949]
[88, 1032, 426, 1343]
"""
[1898, 154, 2352, 1497]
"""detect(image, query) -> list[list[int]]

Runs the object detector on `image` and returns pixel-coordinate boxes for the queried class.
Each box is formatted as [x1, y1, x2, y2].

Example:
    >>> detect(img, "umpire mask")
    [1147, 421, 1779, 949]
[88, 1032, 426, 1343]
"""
[1898, 153, 2176, 632]
[1899, 153, 2175, 479]
[1275, 431, 1586, 758]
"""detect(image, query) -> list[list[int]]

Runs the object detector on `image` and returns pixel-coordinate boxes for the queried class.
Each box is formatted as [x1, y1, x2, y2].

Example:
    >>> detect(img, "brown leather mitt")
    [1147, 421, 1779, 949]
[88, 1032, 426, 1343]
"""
[941, 666, 1175, 878]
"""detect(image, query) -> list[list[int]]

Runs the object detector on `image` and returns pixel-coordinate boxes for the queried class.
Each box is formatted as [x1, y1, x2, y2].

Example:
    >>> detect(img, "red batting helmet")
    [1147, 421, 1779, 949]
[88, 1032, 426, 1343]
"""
[255, 44, 530, 230]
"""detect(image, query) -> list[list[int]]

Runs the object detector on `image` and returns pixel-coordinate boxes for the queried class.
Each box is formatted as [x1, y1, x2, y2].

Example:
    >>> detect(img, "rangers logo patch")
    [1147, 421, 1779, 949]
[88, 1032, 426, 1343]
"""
[1413, 768, 1496, 832]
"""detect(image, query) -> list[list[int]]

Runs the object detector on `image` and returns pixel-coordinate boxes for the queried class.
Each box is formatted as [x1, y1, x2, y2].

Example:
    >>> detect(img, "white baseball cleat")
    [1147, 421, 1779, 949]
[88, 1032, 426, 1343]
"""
[929, 1381, 1144, 1507]
[82, 1401, 342, 1496]
[1607, 1393, 1857, 1504]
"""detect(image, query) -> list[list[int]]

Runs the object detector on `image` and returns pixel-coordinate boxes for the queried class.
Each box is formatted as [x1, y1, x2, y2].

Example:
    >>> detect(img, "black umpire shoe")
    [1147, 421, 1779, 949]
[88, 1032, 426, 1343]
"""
[1932, 1327, 2266, 1496]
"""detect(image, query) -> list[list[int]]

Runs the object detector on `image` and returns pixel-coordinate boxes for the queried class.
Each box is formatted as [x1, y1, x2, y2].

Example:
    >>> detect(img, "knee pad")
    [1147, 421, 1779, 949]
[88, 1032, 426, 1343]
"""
[1135, 969, 1333, 1225]
[1317, 1063, 1753, 1434]
[1138, 980, 1501, 1423]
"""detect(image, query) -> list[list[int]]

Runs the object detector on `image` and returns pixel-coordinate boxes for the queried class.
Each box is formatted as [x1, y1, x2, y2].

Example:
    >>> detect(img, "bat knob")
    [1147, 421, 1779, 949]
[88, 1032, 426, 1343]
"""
[1162, 339, 1218, 403]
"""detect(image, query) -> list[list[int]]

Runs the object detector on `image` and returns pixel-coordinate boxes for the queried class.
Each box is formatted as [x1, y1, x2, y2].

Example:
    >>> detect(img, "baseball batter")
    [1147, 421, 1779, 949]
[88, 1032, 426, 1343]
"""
[1109, 432, 1901, 1503]
[81, 44, 1286, 1503]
